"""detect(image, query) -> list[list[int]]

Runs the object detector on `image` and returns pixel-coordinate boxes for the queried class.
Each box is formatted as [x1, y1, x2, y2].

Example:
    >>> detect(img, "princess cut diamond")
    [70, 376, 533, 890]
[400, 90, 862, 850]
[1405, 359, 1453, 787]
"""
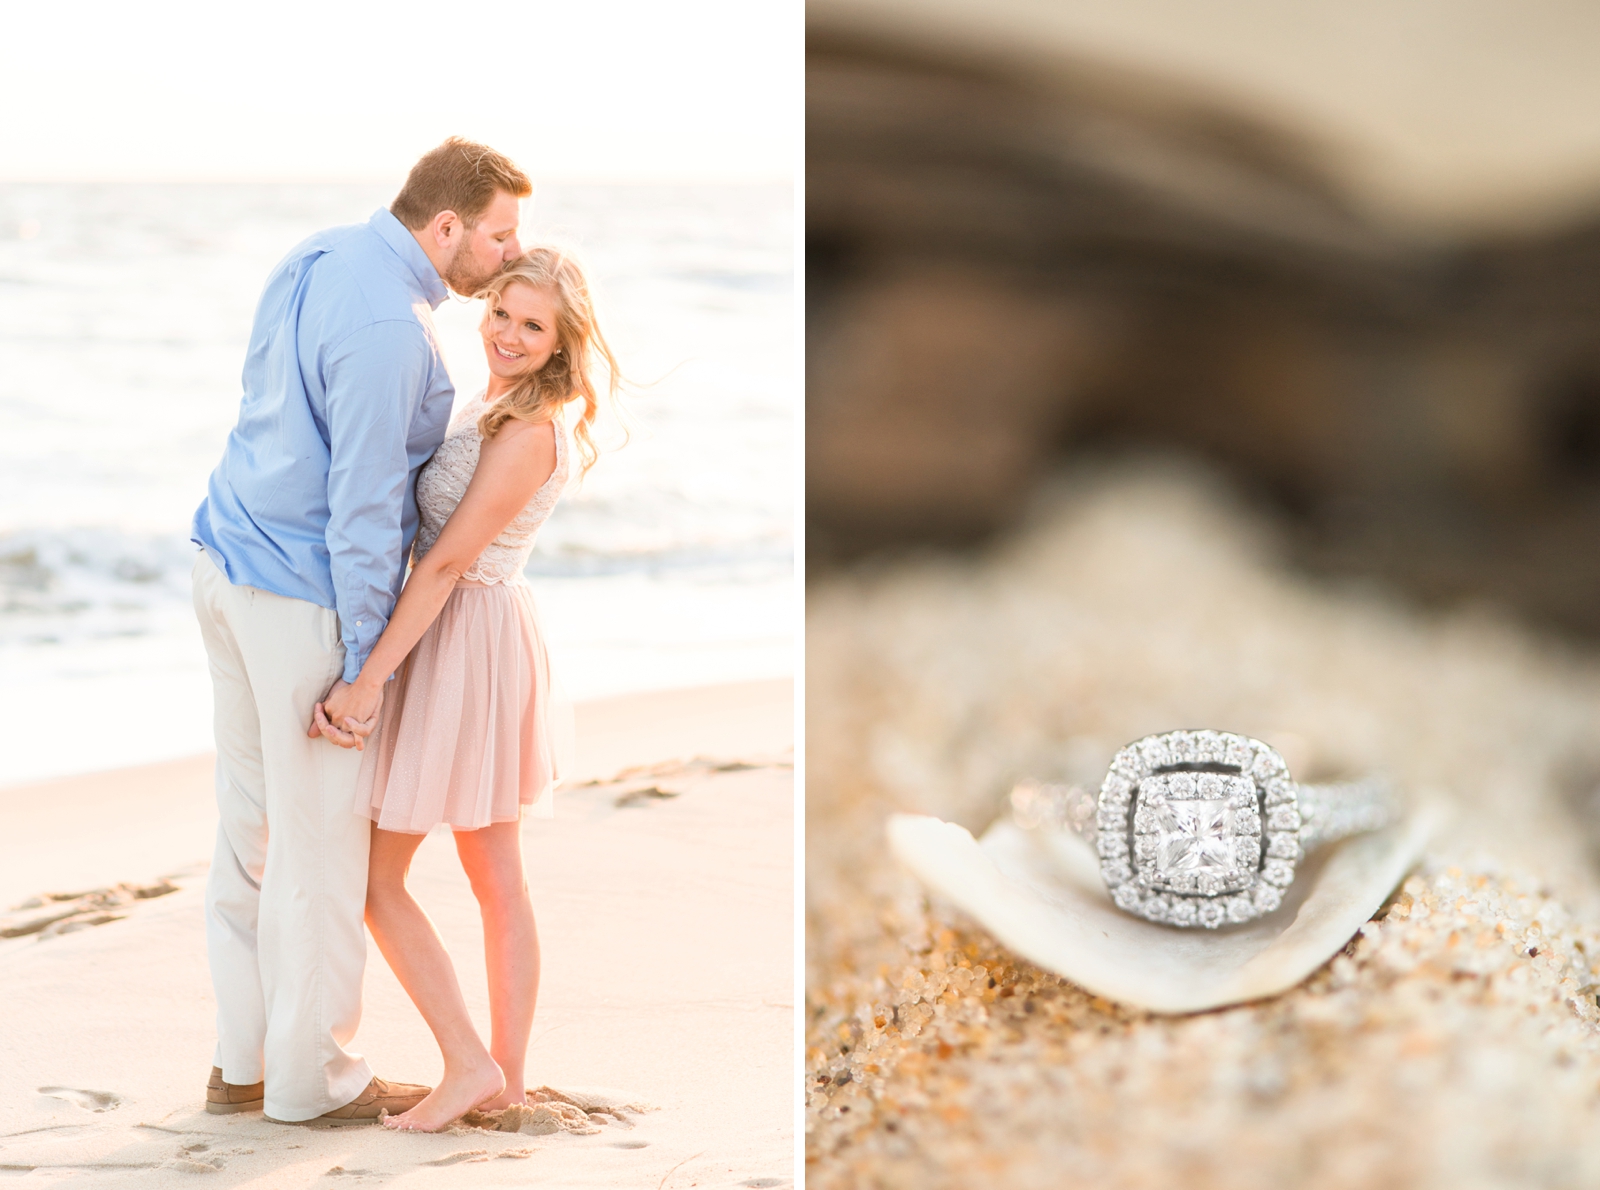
[1153, 800, 1234, 878]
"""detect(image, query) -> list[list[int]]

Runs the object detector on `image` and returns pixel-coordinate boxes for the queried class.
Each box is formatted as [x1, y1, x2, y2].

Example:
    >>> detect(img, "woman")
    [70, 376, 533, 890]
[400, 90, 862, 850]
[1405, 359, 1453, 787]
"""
[313, 247, 618, 1132]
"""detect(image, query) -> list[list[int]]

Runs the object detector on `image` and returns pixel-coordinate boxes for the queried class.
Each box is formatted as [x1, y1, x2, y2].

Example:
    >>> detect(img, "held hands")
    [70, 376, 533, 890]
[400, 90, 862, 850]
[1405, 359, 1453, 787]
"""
[308, 678, 383, 750]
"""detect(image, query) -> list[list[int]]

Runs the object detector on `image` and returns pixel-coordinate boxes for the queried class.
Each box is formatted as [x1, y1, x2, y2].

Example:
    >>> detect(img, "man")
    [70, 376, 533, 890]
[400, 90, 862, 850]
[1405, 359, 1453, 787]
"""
[190, 137, 530, 1124]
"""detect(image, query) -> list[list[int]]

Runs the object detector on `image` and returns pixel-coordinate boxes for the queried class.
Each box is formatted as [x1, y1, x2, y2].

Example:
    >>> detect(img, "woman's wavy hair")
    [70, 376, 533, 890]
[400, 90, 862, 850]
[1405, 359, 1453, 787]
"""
[474, 247, 619, 475]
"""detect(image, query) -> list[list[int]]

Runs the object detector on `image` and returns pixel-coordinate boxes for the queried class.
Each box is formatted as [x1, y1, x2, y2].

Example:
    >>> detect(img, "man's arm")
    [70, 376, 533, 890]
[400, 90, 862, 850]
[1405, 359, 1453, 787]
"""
[323, 319, 433, 685]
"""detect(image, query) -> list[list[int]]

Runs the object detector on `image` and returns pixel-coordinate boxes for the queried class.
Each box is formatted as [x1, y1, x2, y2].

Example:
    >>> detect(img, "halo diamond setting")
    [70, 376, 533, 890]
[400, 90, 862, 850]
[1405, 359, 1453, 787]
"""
[1091, 730, 1300, 927]
[1011, 729, 1396, 928]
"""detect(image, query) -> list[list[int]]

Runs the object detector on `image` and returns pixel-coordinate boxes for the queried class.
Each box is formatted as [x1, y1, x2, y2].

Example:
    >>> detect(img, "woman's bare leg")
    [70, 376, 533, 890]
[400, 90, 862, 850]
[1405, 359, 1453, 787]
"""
[366, 826, 505, 1130]
[453, 820, 540, 1111]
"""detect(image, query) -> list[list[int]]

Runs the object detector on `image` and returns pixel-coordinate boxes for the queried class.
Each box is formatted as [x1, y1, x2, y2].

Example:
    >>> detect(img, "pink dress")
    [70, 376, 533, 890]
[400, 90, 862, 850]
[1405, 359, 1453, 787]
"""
[356, 393, 568, 833]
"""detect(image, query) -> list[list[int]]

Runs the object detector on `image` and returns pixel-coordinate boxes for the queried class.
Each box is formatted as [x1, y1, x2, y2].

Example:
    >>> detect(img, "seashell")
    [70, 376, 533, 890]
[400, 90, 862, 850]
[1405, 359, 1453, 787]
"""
[886, 803, 1444, 1014]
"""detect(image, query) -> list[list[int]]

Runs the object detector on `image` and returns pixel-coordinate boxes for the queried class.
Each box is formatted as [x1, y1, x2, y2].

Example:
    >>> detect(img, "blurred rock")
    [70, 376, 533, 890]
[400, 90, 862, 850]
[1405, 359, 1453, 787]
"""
[807, 14, 1600, 635]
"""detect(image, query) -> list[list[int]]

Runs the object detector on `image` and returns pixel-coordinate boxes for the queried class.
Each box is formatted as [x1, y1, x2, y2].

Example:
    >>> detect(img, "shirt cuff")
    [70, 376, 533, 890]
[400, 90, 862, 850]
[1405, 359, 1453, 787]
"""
[340, 617, 379, 684]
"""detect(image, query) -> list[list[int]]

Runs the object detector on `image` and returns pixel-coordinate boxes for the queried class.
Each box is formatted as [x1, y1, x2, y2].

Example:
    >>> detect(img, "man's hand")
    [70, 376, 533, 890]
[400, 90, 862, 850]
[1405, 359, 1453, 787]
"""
[308, 678, 383, 751]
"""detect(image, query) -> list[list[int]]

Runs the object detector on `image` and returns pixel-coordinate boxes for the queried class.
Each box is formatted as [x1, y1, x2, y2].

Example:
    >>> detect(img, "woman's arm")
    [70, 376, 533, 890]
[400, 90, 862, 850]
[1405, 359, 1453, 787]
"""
[314, 418, 557, 746]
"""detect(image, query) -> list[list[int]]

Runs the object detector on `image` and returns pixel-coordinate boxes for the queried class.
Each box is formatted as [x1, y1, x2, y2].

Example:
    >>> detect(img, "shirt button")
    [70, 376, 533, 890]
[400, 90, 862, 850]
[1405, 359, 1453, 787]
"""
[356, 620, 363, 626]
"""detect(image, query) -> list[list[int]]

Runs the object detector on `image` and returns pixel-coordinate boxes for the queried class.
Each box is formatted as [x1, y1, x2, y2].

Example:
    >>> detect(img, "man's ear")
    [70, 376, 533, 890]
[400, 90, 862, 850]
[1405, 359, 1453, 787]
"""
[431, 209, 462, 249]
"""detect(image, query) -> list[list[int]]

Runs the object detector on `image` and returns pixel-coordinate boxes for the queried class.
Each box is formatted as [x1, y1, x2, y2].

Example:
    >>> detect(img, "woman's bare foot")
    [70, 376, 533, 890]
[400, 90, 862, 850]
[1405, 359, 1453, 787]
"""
[473, 1086, 529, 1113]
[382, 1058, 505, 1133]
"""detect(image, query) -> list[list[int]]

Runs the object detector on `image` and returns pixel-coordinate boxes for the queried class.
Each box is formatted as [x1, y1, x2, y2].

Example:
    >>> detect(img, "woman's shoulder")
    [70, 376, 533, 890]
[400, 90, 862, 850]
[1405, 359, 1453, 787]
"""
[488, 413, 558, 444]
[480, 414, 559, 481]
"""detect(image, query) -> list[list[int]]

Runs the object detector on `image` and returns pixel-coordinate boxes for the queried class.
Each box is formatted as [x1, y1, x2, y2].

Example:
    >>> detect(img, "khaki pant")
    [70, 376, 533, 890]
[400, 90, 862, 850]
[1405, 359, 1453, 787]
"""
[191, 552, 373, 1121]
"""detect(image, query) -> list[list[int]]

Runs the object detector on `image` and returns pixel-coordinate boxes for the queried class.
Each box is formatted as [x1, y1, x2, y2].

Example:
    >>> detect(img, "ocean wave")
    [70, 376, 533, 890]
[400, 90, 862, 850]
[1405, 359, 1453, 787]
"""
[0, 525, 790, 650]
[525, 538, 792, 579]
[0, 528, 199, 648]
[670, 268, 794, 293]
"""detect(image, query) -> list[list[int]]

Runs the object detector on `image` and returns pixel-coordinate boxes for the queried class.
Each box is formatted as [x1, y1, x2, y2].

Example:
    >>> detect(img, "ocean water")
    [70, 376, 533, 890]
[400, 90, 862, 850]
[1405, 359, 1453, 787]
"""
[0, 183, 794, 785]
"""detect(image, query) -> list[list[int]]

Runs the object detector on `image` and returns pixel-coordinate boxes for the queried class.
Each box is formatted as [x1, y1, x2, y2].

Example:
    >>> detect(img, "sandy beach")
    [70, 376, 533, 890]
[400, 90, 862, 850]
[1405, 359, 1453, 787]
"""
[0, 679, 794, 1188]
[806, 467, 1600, 1188]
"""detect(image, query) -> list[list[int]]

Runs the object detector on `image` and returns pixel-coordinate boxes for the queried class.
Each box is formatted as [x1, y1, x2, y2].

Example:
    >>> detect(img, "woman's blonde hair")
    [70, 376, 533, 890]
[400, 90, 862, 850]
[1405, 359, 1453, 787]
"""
[474, 247, 618, 474]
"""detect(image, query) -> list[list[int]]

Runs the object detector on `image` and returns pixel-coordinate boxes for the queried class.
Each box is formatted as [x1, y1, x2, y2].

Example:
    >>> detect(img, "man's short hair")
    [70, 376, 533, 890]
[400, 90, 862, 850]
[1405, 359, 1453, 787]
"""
[391, 137, 532, 230]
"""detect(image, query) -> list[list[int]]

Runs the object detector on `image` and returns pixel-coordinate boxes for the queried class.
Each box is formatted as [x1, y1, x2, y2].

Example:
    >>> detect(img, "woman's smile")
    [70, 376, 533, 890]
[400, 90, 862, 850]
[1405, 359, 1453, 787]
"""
[492, 342, 524, 361]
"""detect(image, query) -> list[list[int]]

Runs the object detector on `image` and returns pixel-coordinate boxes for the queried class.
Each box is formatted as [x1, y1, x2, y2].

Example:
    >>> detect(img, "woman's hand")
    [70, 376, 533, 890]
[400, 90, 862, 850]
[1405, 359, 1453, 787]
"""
[309, 678, 384, 750]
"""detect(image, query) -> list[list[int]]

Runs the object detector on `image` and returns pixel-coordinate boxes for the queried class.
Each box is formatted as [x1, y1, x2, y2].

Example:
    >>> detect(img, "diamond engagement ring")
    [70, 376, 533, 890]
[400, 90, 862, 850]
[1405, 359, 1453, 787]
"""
[1010, 729, 1397, 929]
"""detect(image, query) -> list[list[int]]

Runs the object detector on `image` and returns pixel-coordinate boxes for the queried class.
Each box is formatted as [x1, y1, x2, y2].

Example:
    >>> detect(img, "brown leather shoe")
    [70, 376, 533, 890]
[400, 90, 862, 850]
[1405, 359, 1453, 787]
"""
[205, 1066, 264, 1114]
[264, 1077, 431, 1126]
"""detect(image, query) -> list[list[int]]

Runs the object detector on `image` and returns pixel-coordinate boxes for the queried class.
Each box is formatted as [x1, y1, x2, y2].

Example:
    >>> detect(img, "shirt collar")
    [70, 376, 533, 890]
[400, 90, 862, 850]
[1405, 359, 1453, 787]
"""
[368, 208, 449, 309]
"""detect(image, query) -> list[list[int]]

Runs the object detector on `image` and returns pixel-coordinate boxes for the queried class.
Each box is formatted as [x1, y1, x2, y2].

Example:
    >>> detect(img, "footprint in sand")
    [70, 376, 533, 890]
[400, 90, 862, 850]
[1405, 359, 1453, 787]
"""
[423, 1150, 490, 1166]
[165, 1156, 225, 1173]
[163, 1143, 252, 1174]
[37, 1087, 122, 1112]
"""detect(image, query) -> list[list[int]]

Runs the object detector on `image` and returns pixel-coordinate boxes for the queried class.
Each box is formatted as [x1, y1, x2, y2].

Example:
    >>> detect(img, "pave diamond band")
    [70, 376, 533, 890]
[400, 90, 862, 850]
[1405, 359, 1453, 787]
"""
[1009, 730, 1398, 929]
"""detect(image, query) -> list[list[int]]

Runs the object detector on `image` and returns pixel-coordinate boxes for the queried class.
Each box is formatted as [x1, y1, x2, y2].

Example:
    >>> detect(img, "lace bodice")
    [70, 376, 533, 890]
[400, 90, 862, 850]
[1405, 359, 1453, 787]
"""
[412, 392, 568, 584]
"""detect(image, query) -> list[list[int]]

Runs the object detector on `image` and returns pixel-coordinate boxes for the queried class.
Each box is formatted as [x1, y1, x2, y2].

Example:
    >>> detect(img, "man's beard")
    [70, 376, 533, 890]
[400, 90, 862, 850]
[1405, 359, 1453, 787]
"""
[440, 232, 504, 296]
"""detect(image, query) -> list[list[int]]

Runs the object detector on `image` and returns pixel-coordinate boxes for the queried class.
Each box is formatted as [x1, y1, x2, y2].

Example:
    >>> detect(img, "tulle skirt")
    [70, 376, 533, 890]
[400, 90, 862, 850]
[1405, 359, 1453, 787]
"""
[356, 578, 566, 833]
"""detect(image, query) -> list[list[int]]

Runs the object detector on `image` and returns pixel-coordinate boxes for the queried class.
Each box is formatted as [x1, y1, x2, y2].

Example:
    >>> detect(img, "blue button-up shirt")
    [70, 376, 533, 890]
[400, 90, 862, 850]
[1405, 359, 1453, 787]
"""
[192, 209, 455, 683]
